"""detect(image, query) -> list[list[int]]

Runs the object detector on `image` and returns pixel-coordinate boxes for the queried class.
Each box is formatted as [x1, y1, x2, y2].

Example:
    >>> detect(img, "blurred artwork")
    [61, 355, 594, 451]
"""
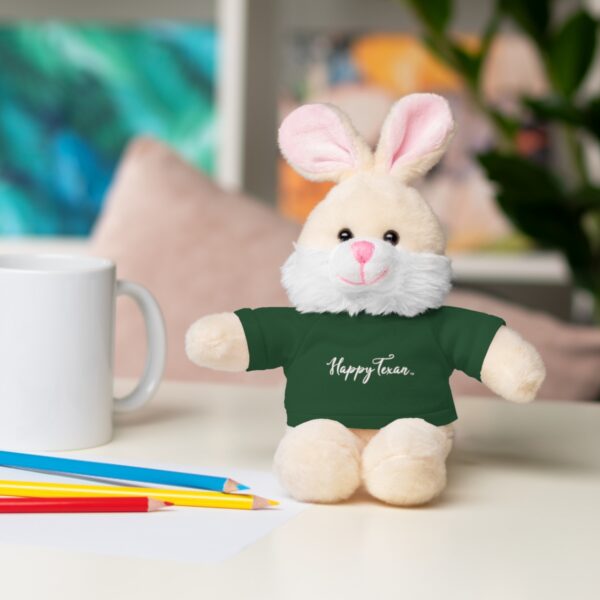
[279, 33, 549, 252]
[0, 22, 216, 236]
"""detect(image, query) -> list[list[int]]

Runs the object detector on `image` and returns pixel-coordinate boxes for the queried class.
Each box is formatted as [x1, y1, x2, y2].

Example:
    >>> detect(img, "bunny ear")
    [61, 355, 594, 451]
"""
[278, 103, 372, 182]
[375, 94, 455, 184]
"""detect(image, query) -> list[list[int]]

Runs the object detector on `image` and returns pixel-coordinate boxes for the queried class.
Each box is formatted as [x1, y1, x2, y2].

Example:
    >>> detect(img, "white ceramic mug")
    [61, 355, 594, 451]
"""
[0, 254, 166, 451]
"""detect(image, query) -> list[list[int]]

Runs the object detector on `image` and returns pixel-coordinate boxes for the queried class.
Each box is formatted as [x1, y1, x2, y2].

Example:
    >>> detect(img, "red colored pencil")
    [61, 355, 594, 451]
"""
[0, 496, 172, 513]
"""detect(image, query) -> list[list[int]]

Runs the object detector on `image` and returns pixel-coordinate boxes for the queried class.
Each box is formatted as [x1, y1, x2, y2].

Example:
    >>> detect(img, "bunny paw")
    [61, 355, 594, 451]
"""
[185, 312, 249, 371]
[274, 419, 362, 503]
[362, 418, 448, 506]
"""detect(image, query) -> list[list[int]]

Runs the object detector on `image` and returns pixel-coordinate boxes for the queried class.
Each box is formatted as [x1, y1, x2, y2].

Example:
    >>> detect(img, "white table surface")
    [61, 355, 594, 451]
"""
[1, 380, 599, 600]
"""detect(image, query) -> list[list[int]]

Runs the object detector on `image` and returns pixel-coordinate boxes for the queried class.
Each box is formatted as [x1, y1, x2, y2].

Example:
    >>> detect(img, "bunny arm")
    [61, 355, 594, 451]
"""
[185, 312, 249, 371]
[480, 326, 546, 403]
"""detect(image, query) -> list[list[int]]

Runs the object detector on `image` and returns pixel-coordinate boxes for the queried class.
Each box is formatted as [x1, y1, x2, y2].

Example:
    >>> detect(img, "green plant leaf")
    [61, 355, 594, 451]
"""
[499, 0, 551, 45]
[524, 97, 582, 125]
[547, 10, 597, 98]
[448, 41, 480, 85]
[404, 0, 452, 33]
[455, 4, 500, 90]
[525, 95, 600, 143]
[582, 209, 600, 254]
[420, 33, 461, 93]
[572, 186, 600, 211]
[583, 97, 600, 140]
[422, 32, 450, 64]
[487, 108, 520, 139]
[478, 151, 593, 271]
[478, 151, 564, 204]
[481, 6, 500, 58]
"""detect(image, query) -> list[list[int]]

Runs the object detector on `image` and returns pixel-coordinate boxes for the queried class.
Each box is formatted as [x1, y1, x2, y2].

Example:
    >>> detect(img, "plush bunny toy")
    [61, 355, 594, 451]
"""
[186, 93, 546, 506]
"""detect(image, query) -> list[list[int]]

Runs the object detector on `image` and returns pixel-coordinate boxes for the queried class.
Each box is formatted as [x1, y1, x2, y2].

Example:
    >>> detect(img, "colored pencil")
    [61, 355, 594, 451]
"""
[0, 450, 248, 492]
[0, 481, 278, 510]
[0, 496, 171, 513]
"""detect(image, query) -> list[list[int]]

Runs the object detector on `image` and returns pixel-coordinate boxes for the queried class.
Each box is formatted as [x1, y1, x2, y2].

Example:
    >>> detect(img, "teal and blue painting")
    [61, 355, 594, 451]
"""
[0, 22, 217, 236]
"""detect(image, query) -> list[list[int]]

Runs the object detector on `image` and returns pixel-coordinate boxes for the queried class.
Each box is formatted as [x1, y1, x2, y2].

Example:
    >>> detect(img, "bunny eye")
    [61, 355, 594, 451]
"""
[337, 228, 354, 242]
[383, 230, 400, 245]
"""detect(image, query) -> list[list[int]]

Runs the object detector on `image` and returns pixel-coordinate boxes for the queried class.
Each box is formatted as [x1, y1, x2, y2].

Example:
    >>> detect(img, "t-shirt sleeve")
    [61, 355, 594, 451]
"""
[234, 308, 300, 371]
[429, 307, 506, 380]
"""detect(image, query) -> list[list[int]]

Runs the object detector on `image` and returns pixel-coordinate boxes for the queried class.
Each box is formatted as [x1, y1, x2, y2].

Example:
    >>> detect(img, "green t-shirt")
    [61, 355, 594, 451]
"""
[235, 307, 505, 428]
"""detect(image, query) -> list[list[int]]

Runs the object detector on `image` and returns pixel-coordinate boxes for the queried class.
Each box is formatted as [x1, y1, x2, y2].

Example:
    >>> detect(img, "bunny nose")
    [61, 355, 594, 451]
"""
[351, 241, 374, 264]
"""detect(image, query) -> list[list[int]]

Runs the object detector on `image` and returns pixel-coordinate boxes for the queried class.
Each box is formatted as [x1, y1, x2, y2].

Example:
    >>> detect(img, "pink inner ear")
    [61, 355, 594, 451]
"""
[385, 94, 453, 171]
[278, 104, 360, 175]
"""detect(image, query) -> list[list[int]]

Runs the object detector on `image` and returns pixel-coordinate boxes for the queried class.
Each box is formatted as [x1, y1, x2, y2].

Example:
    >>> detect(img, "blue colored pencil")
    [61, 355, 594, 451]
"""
[0, 451, 249, 493]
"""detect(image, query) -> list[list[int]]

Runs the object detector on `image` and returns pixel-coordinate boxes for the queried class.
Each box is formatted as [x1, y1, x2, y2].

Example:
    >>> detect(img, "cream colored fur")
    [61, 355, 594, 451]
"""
[185, 312, 249, 372]
[274, 419, 452, 506]
[297, 174, 446, 253]
[274, 419, 363, 503]
[374, 94, 456, 184]
[362, 419, 449, 505]
[481, 326, 546, 403]
[282, 174, 452, 317]
[185, 94, 546, 507]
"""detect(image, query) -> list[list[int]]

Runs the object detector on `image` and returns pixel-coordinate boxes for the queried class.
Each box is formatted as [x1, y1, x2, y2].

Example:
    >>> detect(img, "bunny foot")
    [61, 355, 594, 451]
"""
[274, 419, 362, 503]
[362, 418, 450, 506]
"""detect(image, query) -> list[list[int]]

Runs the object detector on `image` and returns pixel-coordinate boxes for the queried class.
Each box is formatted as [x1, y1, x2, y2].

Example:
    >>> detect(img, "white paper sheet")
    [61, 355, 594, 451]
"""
[0, 461, 306, 563]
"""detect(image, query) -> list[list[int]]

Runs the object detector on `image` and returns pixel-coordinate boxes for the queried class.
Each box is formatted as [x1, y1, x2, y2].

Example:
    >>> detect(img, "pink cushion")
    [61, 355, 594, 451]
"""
[90, 137, 298, 384]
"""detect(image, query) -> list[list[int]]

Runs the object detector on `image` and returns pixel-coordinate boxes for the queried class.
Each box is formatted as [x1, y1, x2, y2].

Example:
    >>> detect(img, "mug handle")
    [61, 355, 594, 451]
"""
[113, 280, 167, 413]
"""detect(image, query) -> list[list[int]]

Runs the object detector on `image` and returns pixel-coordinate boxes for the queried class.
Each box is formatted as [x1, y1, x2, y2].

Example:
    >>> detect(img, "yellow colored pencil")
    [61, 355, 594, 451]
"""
[0, 480, 278, 510]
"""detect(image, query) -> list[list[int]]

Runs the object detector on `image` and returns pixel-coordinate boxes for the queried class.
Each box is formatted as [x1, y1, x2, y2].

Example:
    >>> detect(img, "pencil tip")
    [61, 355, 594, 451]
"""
[148, 499, 173, 511]
[252, 496, 279, 509]
[224, 479, 250, 493]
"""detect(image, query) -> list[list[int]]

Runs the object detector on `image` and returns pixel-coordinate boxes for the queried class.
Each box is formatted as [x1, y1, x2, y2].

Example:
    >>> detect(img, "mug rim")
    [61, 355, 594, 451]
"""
[0, 253, 115, 274]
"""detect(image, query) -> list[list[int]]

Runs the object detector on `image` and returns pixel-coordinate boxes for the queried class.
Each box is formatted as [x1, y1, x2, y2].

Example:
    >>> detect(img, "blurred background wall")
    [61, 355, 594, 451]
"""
[1, 0, 599, 400]
[0, 0, 598, 323]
